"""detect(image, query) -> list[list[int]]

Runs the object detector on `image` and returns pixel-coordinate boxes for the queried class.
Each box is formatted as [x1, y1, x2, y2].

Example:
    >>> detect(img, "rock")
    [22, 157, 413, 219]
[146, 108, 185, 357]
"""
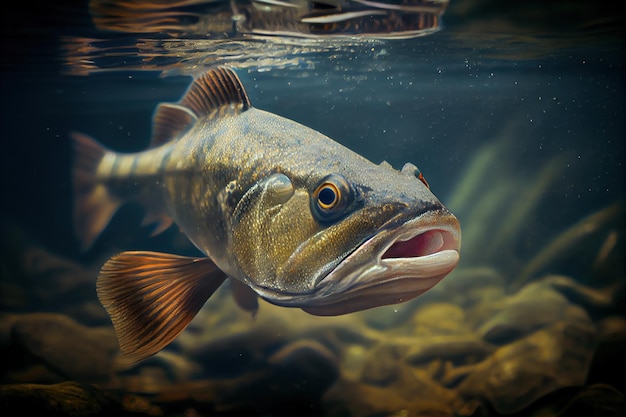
[363, 303, 494, 375]
[10, 245, 97, 303]
[544, 275, 620, 316]
[149, 338, 339, 415]
[360, 343, 406, 386]
[182, 323, 289, 378]
[296, 321, 380, 354]
[437, 267, 506, 309]
[597, 315, 626, 340]
[6, 313, 118, 384]
[557, 384, 626, 417]
[586, 316, 626, 395]
[118, 351, 204, 394]
[476, 280, 592, 344]
[341, 343, 368, 380]
[0, 381, 155, 417]
[411, 303, 468, 336]
[457, 320, 597, 414]
[266, 338, 340, 406]
[348, 338, 463, 416]
[0, 229, 109, 325]
[405, 334, 494, 366]
[324, 368, 459, 417]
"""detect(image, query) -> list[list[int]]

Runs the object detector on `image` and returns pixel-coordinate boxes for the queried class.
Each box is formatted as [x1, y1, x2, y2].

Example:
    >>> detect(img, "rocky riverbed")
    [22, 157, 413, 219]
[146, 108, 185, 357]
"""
[1, 141, 624, 416]
[1, 219, 623, 416]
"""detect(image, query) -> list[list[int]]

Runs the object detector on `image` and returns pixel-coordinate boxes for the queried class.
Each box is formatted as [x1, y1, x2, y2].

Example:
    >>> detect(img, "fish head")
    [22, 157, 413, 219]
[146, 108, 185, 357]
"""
[229, 158, 461, 316]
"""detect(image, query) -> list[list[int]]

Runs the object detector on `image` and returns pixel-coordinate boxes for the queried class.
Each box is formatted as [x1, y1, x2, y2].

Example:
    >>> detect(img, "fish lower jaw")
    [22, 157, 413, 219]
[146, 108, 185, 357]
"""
[379, 249, 460, 278]
[329, 248, 460, 298]
[252, 248, 459, 316]
[299, 272, 448, 317]
[295, 247, 459, 316]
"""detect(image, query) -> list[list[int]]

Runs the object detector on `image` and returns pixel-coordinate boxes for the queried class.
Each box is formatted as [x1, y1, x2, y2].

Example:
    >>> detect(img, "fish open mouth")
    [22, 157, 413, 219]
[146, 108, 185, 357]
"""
[382, 229, 458, 259]
[302, 211, 461, 316]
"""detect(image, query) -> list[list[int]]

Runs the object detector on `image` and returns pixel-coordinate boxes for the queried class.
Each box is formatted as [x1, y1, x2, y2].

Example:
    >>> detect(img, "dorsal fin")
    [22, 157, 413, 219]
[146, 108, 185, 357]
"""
[150, 103, 197, 148]
[180, 67, 251, 119]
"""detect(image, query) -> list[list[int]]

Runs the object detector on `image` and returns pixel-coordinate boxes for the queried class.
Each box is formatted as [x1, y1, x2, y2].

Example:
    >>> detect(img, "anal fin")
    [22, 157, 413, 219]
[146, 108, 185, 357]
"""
[97, 251, 227, 367]
[141, 210, 174, 237]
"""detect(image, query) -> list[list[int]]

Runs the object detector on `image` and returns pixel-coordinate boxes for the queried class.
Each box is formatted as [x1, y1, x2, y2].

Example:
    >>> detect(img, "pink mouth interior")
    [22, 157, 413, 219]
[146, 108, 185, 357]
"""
[382, 230, 452, 259]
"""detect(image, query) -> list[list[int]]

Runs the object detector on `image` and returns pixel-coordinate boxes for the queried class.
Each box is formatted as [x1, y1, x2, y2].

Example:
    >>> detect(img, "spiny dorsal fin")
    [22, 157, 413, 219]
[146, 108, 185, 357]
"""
[150, 103, 197, 148]
[180, 67, 251, 119]
[141, 209, 174, 237]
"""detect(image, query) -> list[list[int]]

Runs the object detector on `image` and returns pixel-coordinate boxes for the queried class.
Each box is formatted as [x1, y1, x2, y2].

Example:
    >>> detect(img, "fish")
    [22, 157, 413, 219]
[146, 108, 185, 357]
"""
[72, 66, 461, 365]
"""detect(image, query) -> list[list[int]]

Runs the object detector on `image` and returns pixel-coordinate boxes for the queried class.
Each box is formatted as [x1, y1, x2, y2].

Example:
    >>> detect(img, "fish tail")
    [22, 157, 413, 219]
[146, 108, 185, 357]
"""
[71, 131, 122, 251]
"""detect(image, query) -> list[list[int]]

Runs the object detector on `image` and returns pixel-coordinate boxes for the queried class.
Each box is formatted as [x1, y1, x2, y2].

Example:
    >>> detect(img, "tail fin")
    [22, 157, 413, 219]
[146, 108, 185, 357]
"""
[71, 131, 121, 251]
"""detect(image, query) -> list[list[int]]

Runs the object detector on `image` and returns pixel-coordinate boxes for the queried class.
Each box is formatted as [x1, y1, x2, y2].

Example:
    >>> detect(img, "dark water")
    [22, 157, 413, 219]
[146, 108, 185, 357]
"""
[1, 1, 624, 416]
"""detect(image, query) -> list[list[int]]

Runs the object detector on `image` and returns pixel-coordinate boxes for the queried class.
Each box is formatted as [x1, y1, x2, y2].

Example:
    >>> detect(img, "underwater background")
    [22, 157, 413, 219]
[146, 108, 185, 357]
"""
[1, 0, 624, 416]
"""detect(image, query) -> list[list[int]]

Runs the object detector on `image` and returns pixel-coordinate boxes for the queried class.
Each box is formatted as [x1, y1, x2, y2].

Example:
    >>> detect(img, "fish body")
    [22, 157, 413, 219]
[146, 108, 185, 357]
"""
[73, 67, 460, 365]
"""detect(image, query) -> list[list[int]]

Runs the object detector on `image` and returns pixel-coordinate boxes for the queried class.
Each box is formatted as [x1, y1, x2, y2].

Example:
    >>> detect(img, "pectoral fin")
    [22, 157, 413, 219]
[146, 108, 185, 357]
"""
[97, 251, 227, 366]
[230, 278, 259, 316]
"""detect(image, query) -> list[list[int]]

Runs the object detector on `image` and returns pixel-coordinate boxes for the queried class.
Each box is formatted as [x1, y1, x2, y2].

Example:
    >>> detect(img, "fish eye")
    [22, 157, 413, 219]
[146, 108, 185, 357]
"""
[311, 174, 354, 223]
[316, 182, 340, 209]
